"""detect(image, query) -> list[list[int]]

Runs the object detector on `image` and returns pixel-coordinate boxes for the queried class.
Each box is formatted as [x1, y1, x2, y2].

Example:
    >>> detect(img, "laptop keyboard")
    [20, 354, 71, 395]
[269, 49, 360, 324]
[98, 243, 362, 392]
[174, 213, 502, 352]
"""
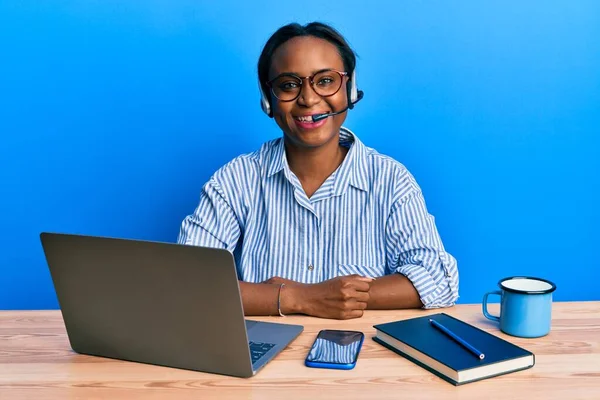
[249, 341, 276, 364]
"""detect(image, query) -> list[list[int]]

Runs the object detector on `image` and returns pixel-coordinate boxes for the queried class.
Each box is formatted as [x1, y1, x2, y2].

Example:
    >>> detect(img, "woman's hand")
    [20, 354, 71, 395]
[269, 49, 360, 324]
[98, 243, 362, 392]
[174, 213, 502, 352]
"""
[273, 275, 373, 320]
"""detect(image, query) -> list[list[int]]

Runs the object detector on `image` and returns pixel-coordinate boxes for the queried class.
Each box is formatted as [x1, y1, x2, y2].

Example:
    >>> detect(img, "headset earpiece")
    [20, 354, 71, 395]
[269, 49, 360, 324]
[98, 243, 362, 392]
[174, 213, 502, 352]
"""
[259, 82, 272, 117]
[347, 70, 363, 109]
[348, 70, 358, 106]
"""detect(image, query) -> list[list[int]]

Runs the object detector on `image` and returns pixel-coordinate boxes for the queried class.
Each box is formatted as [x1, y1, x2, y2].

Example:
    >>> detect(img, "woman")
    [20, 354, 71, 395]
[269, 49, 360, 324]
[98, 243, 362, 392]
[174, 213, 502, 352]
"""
[178, 22, 458, 319]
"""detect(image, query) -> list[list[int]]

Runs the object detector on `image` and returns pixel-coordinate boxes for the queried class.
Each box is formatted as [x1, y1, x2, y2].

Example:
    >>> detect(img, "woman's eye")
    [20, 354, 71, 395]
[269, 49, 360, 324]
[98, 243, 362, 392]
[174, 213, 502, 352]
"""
[317, 77, 334, 86]
[279, 81, 299, 91]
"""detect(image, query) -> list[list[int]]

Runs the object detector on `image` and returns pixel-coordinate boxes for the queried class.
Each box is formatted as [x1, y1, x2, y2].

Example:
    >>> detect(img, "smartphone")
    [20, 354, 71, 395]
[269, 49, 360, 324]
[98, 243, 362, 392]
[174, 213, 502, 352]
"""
[305, 329, 365, 370]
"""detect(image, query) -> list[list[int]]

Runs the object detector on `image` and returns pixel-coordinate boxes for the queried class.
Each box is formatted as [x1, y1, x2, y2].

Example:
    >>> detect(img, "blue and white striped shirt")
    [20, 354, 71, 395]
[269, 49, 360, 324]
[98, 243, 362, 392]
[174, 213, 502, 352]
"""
[178, 127, 458, 308]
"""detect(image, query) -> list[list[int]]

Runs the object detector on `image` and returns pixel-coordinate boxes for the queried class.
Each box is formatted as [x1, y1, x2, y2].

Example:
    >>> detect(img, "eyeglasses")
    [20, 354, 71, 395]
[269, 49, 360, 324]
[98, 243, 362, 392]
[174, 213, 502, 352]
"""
[266, 69, 348, 102]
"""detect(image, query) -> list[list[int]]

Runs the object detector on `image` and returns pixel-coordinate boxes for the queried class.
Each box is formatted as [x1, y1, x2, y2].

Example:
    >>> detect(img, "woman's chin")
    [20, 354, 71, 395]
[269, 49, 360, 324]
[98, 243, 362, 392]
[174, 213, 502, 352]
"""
[286, 130, 337, 149]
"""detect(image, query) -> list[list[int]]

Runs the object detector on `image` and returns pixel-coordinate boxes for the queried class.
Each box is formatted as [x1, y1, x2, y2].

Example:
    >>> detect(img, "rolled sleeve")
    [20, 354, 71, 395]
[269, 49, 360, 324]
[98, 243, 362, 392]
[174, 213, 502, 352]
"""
[386, 190, 459, 309]
[395, 250, 459, 308]
[177, 178, 241, 252]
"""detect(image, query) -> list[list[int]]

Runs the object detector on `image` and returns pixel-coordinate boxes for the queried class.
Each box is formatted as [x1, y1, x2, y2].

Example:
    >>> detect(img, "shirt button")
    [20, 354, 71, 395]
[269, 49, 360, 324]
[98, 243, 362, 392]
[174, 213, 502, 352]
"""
[308, 264, 314, 271]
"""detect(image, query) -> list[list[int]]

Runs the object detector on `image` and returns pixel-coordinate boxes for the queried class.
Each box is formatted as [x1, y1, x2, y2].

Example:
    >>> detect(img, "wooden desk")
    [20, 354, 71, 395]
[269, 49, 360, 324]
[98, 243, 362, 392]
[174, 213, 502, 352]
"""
[1, 302, 599, 400]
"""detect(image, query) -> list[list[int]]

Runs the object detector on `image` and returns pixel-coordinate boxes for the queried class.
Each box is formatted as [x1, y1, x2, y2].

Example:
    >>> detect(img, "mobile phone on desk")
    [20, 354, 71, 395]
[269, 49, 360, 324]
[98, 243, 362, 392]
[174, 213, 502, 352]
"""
[305, 330, 364, 370]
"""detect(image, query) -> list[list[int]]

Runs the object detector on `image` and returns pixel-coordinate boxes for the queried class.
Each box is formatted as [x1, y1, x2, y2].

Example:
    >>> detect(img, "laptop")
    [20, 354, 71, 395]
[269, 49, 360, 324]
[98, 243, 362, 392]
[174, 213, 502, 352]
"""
[39, 232, 303, 378]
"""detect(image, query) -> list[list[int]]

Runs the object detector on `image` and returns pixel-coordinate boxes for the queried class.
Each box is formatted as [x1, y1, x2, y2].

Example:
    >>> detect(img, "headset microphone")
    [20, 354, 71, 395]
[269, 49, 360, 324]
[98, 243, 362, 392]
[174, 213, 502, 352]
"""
[311, 106, 350, 122]
[310, 90, 364, 122]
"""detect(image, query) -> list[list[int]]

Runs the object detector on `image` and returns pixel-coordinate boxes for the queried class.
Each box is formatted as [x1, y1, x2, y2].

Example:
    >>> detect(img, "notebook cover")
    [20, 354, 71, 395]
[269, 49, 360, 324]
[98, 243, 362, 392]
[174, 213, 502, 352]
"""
[372, 336, 461, 385]
[373, 313, 535, 385]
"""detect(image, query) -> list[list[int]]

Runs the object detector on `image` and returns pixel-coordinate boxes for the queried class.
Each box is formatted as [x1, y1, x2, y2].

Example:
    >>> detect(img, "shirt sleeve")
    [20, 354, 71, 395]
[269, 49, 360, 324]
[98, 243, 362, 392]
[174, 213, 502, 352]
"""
[177, 178, 241, 252]
[385, 188, 459, 309]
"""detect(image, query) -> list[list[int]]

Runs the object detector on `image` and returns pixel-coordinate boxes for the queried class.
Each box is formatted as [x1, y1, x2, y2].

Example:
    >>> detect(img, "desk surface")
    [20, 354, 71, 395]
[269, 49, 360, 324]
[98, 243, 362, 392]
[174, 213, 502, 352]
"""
[1, 302, 599, 400]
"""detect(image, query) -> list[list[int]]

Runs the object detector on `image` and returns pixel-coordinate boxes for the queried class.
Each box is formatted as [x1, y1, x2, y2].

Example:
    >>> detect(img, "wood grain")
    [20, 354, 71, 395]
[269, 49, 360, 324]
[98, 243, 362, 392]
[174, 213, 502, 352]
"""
[1, 302, 599, 400]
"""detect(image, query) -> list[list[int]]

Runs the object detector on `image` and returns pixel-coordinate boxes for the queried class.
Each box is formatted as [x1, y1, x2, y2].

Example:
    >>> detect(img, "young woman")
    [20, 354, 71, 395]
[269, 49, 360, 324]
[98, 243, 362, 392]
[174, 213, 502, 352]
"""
[178, 22, 459, 319]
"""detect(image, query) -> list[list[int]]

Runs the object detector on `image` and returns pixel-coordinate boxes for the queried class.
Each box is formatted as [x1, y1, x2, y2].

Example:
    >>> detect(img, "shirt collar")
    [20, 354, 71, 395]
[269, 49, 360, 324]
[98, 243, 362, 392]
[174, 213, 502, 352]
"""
[265, 137, 287, 178]
[334, 127, 370, 194]
[265, 127, 370, 193]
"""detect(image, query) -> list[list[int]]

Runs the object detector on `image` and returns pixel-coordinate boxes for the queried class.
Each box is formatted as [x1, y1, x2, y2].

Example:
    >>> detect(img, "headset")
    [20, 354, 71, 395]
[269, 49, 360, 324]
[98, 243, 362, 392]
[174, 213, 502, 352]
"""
[259, 69, 364, 117]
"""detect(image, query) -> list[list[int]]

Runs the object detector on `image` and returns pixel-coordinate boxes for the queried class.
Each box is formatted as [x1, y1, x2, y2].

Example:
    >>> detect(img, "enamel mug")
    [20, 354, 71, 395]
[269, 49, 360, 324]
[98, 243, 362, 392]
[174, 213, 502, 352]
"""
[482, 276, 557, 338]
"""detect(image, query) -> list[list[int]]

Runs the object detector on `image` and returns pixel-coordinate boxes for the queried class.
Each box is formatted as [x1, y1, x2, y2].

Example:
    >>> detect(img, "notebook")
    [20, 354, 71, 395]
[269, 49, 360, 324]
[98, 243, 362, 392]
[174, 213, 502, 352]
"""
[373, 313, 535, 385]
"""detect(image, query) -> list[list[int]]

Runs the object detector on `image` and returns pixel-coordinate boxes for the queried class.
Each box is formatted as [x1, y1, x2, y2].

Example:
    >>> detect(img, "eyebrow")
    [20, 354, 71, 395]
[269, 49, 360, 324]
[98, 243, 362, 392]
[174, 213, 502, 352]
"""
[269, 68, 336, 80]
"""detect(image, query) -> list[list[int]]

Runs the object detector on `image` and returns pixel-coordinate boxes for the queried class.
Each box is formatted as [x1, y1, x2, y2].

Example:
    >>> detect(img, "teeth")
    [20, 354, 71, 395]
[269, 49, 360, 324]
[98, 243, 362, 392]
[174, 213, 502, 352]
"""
[296, 116, 313, 122]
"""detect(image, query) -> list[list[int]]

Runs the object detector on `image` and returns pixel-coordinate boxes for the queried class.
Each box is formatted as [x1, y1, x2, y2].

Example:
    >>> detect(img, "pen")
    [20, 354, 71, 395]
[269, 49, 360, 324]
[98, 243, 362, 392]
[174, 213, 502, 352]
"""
[429, 319, 485, 360]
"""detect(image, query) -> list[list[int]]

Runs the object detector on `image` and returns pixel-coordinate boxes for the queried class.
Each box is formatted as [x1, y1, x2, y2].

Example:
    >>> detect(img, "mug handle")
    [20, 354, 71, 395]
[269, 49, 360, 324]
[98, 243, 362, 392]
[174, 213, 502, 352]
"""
[482, 290, 502, 322]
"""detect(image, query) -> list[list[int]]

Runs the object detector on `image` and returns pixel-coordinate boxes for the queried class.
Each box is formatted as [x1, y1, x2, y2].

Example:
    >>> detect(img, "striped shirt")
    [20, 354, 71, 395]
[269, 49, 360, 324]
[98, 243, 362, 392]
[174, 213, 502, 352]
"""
[177, 127, 458, 308]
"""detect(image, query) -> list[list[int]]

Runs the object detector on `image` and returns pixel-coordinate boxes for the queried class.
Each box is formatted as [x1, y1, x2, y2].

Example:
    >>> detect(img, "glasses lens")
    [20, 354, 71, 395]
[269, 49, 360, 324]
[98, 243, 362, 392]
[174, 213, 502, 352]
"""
[269, 70, 344, 101]
[312, 70, 343, 97]
[271, 75, 302, 101]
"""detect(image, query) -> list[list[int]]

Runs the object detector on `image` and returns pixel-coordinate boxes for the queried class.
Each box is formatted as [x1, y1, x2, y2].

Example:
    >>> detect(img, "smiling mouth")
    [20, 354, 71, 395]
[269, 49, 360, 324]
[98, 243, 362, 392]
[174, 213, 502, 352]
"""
[293, 113, 330, 122]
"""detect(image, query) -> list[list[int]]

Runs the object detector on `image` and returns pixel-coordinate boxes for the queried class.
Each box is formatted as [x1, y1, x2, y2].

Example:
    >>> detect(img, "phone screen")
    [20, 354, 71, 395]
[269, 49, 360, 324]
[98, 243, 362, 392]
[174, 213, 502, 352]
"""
[305, 330, 364, 367]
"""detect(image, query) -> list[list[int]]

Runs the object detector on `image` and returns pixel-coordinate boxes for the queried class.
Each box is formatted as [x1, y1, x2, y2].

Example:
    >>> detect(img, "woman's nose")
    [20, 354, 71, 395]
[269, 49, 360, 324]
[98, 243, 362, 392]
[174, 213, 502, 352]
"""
[297, 79, 321, 107]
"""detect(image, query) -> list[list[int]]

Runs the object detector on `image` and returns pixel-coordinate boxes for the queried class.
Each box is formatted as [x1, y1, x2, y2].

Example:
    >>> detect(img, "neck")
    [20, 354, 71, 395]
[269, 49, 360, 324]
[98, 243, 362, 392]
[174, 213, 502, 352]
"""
[284, 136, 348, 196]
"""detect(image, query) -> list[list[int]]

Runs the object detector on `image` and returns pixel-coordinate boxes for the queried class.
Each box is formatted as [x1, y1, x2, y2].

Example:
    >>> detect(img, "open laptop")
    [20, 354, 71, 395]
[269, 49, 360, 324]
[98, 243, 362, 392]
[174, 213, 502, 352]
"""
[39, 232, 303, 378]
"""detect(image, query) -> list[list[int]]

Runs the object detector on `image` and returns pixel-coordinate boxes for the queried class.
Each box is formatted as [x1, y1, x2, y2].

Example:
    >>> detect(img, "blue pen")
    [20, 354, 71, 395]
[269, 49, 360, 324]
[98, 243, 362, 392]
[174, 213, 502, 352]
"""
[429, 319, 485, 360]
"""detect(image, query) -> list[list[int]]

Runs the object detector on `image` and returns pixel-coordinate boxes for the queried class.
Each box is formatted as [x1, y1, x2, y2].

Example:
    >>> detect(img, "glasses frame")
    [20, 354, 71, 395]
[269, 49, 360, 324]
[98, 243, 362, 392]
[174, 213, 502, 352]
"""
[266, 69, 348, 102]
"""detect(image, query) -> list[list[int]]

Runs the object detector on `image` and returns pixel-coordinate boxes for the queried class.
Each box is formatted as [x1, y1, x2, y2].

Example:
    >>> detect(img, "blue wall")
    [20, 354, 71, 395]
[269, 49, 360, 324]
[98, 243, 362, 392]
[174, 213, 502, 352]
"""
[1, 1, 599, 310]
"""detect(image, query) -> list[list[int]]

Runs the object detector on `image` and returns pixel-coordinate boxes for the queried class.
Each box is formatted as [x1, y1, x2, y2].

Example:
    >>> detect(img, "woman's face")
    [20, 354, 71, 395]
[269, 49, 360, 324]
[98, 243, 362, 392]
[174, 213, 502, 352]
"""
[268, 36, 349, 150]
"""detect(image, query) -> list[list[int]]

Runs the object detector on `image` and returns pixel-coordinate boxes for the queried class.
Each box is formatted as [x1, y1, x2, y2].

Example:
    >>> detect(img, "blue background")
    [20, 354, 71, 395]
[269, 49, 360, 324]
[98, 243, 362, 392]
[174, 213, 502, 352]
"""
[1, 1, 599, 310]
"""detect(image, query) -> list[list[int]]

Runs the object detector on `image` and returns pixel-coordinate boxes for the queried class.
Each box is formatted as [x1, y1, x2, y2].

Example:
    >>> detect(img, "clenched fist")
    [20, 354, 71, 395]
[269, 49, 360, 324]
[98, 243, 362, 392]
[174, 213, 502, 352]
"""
[265, 275, 373, 319]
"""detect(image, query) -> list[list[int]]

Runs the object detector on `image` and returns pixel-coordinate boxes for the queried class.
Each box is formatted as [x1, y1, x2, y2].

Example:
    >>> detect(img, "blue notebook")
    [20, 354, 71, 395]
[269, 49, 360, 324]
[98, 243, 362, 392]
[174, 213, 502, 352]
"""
[373, 313, 535, 385]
